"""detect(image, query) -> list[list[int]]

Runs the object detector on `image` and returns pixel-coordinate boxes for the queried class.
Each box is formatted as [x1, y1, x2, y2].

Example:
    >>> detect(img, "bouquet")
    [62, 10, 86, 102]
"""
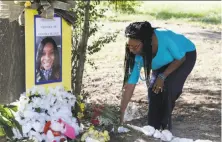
[12, 85, 81, 142]
[89, 104, 119, 127]
[80, 104, 121, 142]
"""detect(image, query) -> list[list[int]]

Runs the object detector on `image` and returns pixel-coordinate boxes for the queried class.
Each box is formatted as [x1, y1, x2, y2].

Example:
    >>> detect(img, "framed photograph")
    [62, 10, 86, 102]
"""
[34, 15, 62, 85]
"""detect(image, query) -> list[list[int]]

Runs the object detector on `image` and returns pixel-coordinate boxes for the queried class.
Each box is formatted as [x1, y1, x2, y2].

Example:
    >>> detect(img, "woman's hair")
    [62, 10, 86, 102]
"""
[36, 37, 60, 76]
[123, 21, 155, 86]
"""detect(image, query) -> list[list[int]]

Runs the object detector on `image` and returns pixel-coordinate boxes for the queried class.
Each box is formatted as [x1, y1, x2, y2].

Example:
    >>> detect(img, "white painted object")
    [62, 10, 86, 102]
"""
[153, 129, 162, 139]
[118, 126, 130, 133]
[161, 130, 173, 141]
[195, 140, 212, 142]
[171, 137, 181, 142]
[171, 137, 194, 142]
[141, 125, 155, 136]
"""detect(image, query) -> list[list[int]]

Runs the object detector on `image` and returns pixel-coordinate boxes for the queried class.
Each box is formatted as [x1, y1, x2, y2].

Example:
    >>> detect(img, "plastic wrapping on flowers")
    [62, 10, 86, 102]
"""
[11, 85, 82, 142]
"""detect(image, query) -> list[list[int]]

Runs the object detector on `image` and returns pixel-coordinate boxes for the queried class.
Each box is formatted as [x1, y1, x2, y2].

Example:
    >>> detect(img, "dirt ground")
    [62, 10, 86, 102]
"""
[83, 20, 221, 142]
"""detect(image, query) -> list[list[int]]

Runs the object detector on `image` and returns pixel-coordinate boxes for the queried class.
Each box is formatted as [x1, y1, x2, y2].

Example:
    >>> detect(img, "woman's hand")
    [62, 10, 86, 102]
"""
[152, 77, 164, 94]
[120, 84, 136, 123]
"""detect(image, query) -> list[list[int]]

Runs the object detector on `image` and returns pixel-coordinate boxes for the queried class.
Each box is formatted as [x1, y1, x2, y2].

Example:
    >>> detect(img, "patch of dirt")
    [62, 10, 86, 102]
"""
[83, 20, 221, 142]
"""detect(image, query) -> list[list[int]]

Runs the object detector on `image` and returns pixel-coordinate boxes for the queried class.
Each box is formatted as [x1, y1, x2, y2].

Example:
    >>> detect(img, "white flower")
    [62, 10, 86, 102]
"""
[32, 121, 43, 132]
[37, 86, 46, 95]
[29, 130, 43, 142]
[13, 85, 79, 141]
[161, 129, 173, 141]
[46, 130, 55, 141]
[23, 110, 38, 118]
[71, 122, 80, 135]
[22, 124, 32, 134]
[29, 86, 38, 95]
[50, 120, 63, 132]
[55, 85, 65, 92]
[141, 125, 155, 136]
[12, 128, 22, 139]
[32, 97, 42, 108]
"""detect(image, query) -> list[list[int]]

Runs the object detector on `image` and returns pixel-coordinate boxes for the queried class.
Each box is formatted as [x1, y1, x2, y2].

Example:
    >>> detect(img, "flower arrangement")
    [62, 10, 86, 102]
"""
[81, 126, 110, 142]
[89, 104, 119, 127]
[12, 85, 81, 142]
[79, 104, 122, 142]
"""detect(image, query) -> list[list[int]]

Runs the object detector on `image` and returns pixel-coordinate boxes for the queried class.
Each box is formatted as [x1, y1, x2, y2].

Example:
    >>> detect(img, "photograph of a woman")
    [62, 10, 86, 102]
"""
[35, 37, 62, 84]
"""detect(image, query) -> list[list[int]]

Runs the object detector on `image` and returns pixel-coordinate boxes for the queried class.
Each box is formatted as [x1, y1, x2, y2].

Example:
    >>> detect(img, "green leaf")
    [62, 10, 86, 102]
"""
[0, 107, 14, 119]
[12, 118, 22, 136]
[0, 126, 5, 136]
[2, 125, 13, 140]
[4, 105, 18, 112]
[0, 116, 12, 127]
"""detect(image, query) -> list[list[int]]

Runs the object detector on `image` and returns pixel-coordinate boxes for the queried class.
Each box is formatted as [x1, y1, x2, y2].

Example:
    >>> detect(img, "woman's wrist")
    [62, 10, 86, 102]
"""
[158, 73, 167, 81]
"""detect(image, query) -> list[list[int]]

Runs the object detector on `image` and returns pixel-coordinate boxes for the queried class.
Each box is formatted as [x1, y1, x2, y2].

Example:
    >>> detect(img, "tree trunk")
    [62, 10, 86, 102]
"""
[0, 19, 25, 104]
[74, 0, 90, 95]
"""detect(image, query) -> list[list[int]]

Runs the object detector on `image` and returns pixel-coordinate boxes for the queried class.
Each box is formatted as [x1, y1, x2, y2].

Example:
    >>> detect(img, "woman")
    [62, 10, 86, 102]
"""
[120, 21, 196, 130]
[36, 37, 61, 83]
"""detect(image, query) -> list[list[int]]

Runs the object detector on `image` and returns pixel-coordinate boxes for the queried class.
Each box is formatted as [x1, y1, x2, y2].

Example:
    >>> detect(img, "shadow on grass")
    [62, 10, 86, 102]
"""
[110, 76, 220, 141]
[186, 30, 221, 40]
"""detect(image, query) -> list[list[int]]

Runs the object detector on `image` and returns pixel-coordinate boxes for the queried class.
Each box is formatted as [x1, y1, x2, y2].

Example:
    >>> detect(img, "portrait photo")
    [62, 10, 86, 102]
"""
[34, 16, 62, 85]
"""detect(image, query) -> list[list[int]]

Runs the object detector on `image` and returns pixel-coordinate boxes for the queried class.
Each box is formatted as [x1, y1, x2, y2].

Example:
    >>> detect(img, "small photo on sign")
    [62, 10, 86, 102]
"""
[34, 15, 62, 85]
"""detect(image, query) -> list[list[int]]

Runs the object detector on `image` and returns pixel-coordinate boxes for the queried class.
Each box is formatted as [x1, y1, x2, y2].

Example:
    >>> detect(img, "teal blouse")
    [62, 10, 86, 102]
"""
[128, 28, 195, 84]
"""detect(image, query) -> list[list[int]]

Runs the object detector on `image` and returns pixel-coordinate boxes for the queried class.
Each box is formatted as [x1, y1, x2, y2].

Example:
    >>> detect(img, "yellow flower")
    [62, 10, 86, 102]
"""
[103, 130, 110, 141]
[77, 112, 84, 119]
[78, 95, 83, 100]
[89, 125, 94, 131]
[24, 1, 31, 8]
[81, 132, 89, 141]
[93, 130, 99, 138]
[103, 130, 109, 137]
[26, 93, 31, 96]
[79, 103, 85, 112]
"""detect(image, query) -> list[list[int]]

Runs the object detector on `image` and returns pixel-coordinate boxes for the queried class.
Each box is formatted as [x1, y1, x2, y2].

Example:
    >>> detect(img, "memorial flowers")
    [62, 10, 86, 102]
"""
[12, 85, 81, 142]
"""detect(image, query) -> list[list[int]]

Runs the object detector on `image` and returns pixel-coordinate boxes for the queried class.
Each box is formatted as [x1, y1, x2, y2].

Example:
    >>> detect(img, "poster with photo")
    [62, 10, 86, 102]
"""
[34, 16, 62, 85]
[25, 9, 71, 90]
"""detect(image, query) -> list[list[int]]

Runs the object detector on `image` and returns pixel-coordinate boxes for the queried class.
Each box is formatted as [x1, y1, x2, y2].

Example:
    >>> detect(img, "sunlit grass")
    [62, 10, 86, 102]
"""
[104, 1, 221, 26]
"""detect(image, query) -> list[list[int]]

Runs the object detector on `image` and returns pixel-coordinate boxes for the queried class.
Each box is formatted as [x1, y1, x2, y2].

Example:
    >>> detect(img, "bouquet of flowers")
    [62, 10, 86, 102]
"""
[79, 103, 122, 142]
[89, 104, 119, 127]
[12, 85, 81, 142]
[81, 126, 110, 142]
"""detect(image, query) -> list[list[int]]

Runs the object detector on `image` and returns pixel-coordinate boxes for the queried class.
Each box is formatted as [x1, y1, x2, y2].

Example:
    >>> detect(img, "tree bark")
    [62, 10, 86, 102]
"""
[74, 0, 90, 95]
[0, 19, 25, 104]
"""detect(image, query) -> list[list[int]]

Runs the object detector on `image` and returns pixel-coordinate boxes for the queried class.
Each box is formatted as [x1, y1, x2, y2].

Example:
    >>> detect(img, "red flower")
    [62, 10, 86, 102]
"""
[91, 118, 100, 125]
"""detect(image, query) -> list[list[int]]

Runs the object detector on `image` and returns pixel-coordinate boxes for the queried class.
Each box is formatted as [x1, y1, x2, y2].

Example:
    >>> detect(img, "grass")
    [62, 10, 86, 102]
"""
[104, 1, 221, 26]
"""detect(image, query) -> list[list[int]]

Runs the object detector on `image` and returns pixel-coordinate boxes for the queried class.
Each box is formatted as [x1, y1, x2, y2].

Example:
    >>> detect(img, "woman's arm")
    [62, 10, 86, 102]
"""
[163, 56, 186, 77]
[152, 56, 186, 94]
[120, 83, 136, 123]
[120, 55, 142, 123]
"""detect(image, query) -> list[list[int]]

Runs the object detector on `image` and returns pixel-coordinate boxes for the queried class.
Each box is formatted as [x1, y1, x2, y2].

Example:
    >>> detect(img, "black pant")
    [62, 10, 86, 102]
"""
[148, 50, 197, 130]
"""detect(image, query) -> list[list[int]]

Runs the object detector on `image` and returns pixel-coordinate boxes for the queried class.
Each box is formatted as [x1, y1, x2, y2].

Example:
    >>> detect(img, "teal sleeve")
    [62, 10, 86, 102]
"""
[127, 58, 142, 84]
[167, 38, 185, 60]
